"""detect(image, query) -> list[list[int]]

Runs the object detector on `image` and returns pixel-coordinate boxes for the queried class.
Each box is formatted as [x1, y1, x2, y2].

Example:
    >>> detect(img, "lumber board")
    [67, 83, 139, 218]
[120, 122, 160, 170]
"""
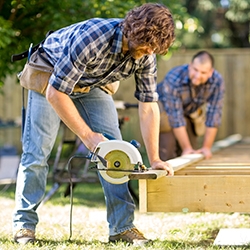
[139, 180, 148, 213]
[129, 169, 167, 180]
[174, 166, 250, 175]
[166, 134, 242, 172]
[139, 134, 250, 213]
[140, 175, 250, 213]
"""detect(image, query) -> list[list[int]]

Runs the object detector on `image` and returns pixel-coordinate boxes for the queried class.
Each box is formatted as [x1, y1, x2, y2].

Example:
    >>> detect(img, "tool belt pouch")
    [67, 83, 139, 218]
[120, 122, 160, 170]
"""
[158, 101, 172, 133]
[100, 81, 120, 95]
[74, 81, 119, 95]
[18, 49, 53, 95]
[189, 108, 206, 136]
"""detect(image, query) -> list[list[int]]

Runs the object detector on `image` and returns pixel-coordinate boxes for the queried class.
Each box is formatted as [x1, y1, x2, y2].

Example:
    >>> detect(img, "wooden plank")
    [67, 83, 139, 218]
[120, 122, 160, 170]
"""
[211, 134, 242, 153]
[129, 169, 167, 180]
[143, 175, 250, 213]
[175, 166, 250, 176]
[167, 153, 204, 172]
[138, 134, 248, 213]
[174, 138, 250, 176]
[166, 134, 243, 173]
[139, 180, 148, 213]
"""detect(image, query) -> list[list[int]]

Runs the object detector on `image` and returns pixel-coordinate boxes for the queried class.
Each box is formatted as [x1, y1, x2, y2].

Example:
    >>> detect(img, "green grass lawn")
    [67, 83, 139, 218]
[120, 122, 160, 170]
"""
[1, 180, 250, 249]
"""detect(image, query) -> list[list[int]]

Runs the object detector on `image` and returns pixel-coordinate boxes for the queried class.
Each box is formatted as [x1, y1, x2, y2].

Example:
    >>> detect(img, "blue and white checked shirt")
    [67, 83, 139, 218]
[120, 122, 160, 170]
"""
[43, 18, 158, 102]
[157, 64, 225, 128]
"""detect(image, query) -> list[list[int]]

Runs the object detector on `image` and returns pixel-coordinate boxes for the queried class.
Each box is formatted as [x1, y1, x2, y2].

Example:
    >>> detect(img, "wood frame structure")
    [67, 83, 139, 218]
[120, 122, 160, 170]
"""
[139, 134, 250, 213]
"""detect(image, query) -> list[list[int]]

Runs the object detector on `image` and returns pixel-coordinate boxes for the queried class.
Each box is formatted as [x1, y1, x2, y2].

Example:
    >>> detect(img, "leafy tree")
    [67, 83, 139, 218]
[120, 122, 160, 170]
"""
[183, 0, 250, 48]
[0, 0, 191, 88]
[224, 0, 250, 47]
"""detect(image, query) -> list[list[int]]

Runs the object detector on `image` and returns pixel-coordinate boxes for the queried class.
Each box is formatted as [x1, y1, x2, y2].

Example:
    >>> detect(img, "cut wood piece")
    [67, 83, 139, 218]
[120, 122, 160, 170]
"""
[129, 169, 167, 180]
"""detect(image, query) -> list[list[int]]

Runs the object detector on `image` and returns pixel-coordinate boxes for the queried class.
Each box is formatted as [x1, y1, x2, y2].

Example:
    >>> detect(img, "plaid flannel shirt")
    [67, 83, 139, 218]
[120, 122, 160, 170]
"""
[43, 18, 158, 102]
[157, 64, 225, 128]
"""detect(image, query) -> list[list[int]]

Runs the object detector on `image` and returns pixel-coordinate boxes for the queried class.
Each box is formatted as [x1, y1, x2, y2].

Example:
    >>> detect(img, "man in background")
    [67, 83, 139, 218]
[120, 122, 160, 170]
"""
[157, 51, 225, 160]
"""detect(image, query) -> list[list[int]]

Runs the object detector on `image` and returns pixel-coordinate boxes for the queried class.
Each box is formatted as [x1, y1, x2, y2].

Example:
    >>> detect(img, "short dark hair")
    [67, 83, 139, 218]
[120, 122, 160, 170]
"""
[121, 3, 175, 55]
[192, 51, 214, 67]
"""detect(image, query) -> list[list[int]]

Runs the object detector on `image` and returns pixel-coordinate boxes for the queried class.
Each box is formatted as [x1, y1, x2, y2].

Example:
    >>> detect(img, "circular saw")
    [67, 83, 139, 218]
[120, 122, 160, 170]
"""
[94, 140, 143, 184]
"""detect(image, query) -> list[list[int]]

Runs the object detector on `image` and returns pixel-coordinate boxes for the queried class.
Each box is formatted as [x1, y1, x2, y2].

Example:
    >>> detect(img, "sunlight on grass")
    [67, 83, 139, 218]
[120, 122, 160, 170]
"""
[1, 182, 250, 249]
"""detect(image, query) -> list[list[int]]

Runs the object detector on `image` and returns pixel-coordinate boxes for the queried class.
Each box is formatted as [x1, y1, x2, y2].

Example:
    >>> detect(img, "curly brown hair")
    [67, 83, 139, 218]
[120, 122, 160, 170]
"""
[121, 3, 175, 55]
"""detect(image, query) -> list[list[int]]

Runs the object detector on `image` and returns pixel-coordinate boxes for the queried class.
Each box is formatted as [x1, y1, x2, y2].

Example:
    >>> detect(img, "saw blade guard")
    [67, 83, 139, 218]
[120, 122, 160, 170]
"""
[95, 140, 143, 184]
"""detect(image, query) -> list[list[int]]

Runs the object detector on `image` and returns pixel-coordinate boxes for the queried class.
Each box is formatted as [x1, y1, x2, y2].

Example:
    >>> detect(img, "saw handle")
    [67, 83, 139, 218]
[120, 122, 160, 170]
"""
[103, 133, 140, 149]
[103, 133, 116, 140]
[129, 139, 140, 149]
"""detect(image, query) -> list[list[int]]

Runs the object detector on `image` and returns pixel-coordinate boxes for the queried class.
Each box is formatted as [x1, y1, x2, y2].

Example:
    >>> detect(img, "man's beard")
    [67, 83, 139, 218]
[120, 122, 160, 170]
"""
[127, 41, 143, 60]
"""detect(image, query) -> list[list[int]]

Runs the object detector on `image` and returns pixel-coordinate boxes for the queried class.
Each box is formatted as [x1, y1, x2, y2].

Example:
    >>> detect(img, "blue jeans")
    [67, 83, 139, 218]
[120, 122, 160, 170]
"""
[13, 88, 136, 236]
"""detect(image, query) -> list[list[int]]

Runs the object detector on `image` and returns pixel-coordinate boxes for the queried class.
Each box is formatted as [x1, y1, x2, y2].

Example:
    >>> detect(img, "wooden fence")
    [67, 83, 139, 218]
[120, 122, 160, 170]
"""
[0, 48, 250, 153]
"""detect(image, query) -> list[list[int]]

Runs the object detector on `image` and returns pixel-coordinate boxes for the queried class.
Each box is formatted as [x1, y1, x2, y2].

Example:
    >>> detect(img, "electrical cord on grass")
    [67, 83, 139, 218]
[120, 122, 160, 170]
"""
[66, 154, 90, 241]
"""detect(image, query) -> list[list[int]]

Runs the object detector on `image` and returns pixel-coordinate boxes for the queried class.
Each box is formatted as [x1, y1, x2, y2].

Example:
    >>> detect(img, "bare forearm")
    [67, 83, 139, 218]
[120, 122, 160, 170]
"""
[194, 127, 218, 159]
[202, 127, 218, 149]
[139, 102, 160, 164]
[138, 101, 174, 175]
[173, 126, 193, 151]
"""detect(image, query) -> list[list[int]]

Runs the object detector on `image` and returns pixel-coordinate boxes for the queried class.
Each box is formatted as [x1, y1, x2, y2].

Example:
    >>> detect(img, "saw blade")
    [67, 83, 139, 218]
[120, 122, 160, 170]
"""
[104, 150, 135, 178]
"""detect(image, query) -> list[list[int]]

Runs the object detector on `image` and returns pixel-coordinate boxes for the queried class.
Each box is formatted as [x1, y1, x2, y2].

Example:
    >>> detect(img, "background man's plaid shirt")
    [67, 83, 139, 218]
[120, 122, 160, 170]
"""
[157, 64, 225, 128]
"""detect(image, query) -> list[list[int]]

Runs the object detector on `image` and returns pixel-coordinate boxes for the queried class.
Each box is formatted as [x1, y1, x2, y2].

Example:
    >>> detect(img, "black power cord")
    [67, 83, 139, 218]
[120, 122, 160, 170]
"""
[66, 154, 91, 241]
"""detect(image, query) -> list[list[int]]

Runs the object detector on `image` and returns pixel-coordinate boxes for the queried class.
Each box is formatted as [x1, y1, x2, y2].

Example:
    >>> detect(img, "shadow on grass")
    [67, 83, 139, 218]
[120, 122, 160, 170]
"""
[0, 181, 106, 208]
[31, 238, 109, 247]
[151, 235, 250, 250]
[0, 178, 139, 208]
[3, 233, 250, 250]
[1, 237, 143, 249]
[44, 181, 106, 207]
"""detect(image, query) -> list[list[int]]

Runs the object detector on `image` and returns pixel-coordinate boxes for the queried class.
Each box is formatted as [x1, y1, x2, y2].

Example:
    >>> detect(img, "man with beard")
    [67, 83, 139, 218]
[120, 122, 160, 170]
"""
[13, 3, 175, 246]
